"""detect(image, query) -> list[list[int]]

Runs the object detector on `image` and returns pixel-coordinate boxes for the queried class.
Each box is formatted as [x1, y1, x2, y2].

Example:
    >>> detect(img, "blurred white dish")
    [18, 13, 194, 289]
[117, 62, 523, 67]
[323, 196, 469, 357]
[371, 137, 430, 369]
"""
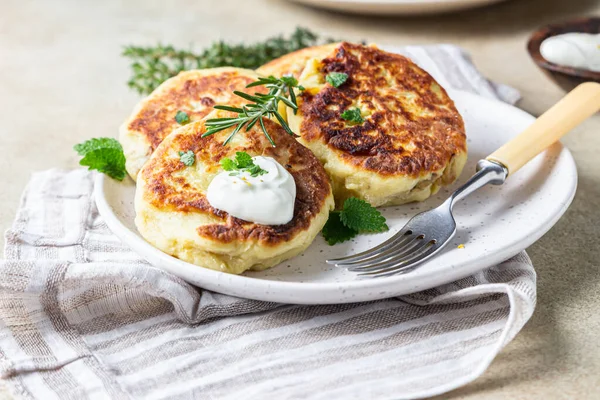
[287, 0, 508, 15]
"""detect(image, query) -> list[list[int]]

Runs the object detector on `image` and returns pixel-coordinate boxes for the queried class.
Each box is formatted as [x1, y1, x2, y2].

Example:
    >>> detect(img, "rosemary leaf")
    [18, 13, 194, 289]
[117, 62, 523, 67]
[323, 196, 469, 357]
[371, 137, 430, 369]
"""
[204, 75, 302, 145]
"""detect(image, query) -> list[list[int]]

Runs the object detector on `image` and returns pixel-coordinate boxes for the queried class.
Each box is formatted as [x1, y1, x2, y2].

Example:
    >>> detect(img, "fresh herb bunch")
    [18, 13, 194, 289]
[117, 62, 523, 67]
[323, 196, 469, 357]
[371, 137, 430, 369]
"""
[203, 75, 304, 145]
[123, 27, 335, 95]
[221, 151, 268, 177]
[74, 138, 127, 181]
[322, 198, 388, 245]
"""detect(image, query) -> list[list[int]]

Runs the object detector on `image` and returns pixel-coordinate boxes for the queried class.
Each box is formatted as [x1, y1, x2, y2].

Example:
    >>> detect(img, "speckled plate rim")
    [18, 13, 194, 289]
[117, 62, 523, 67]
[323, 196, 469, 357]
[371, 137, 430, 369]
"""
[95, 90, 577, 304]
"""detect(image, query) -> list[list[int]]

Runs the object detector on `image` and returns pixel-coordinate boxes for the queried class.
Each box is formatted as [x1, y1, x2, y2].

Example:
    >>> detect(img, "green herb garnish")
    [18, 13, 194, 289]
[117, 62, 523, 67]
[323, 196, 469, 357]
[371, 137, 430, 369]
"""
[178, 150, 195, 166]
[322, 198, 388, 245]
[339, 198, 388, 232]
[220, 158, 237, 171]
[220, 151, 268, 177]
[123, 27, 336, 95]
[74, 138, 126, 181]
[203, 75, 303, 146]
[326, 72, 348, 88]
[230, 151, 253, 168]
[340, 108, 364, 124]
[246, 164, 267, 177]
[322, 211, 358, 245]
[175, 110, 190, 125]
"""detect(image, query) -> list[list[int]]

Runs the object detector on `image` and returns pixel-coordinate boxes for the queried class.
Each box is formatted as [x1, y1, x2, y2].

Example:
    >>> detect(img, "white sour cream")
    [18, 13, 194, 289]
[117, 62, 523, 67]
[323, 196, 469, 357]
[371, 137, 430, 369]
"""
[540, 33, 600, 72]
[206, 156, 296, 225]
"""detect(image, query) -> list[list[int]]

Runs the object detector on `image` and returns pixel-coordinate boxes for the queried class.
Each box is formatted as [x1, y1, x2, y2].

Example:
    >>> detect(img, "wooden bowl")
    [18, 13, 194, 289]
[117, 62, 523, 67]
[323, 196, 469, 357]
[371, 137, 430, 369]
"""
[527, 17, 600, 92]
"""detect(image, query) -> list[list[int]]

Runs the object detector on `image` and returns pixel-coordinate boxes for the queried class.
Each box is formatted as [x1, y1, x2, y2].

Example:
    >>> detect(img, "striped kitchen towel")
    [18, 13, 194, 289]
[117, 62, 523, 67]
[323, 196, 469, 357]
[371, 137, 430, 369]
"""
[0, 45, 533, 400]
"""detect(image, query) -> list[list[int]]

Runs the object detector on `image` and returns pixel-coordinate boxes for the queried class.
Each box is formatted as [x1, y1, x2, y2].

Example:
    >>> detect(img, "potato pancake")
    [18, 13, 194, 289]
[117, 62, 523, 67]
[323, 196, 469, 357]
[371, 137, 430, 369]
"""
[287, 42, 467, 207]
[120, 67, 267, 180]
[135, 112, 334, 274]
[256, 43, 340, 78]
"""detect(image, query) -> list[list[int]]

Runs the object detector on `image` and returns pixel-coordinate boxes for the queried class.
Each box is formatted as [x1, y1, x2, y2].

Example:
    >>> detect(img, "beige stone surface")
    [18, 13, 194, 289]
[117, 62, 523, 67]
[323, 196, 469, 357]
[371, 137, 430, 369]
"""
[1, 0, 599, 398]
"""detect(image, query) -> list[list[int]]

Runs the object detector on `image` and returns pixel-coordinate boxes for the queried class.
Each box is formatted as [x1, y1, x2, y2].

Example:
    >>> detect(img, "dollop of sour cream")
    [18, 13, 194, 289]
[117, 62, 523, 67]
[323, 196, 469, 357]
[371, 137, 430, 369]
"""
[540, 33, 600, 72]
[206, 156, 296, 225]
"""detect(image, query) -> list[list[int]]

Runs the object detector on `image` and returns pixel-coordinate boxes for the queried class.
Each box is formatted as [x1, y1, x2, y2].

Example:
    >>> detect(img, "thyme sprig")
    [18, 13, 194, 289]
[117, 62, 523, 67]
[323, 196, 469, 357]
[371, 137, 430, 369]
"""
[122, 27, 335, 95]
[203, 76, 304, 146]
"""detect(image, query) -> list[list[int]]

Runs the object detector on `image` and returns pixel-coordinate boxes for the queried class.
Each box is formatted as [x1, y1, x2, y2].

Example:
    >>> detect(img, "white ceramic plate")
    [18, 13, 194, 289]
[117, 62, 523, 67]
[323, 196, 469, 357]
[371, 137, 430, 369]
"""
[287, 0, 507, 15]
[95, 90, 577, 304]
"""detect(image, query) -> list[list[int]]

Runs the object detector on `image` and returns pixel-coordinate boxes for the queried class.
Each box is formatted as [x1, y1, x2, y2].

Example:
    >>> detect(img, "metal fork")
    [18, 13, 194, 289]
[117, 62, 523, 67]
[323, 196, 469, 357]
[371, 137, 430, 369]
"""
[327, 82, 600, 278]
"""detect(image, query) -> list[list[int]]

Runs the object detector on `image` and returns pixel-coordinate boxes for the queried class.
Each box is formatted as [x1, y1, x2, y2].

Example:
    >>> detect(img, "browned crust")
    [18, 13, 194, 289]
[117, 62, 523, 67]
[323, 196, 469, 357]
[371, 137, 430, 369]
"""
[256, 43, 340, 78]
[298, 42, 467, 177]
[127, 69, 267, 150]
[140, 118, 332, 246]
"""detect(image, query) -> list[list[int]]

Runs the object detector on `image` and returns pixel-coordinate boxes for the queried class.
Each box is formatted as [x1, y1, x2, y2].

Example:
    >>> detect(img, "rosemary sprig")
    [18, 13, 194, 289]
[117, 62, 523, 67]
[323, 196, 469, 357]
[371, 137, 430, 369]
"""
[122, 27, 335, 95]
[202, 76, 304, 146]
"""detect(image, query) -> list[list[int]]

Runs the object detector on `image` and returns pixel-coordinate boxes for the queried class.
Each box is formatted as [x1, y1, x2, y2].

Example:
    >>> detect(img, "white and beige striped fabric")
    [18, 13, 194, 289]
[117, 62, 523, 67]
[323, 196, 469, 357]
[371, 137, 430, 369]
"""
[0, 45, 533, 400]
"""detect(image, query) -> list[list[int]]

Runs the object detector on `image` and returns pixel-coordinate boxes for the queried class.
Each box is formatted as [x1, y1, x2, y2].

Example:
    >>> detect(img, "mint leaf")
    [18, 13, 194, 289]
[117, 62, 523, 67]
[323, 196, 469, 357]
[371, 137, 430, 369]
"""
[175, 110, 190, 125]
[340, 108, 364, 124]
[219, 151, 268, 177]
[326, 72, 348, 88]
[178, 150, 195, 166]
[74, 137, 122, 156]
[74, 138, 126, 180]
[79, 149, 126, 181]
[247, 164, 268, 177]
[340, 198, 388, 233]
[221, 158, 236, 171]
[234, 151, 253, 168]
[322, 211, 358, 245]
[322, 198, 388, 245]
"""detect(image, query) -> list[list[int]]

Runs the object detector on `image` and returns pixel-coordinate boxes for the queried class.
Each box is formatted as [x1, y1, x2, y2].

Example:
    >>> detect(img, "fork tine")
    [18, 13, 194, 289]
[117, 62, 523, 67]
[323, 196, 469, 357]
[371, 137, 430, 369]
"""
[335, 234, 421, 267]
[345, 236, 428, 271]
[347, 239, 433, 272]
[326, 229, 413, 265]
[357, 244, 439, 278]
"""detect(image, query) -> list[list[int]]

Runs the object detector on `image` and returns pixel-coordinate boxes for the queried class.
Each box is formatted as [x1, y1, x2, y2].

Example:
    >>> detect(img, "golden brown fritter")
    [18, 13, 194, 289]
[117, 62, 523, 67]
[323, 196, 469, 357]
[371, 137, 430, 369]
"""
[135, 113, 334, 274]
[120, 68, 267, 180]
[287, 42, 467, 207]
[256, 43, 340, 78]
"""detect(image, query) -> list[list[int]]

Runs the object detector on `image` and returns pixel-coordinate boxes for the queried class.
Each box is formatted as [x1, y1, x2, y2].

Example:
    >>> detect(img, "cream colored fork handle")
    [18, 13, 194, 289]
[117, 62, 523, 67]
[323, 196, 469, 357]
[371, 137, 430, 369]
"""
[487, 82, 600, 175]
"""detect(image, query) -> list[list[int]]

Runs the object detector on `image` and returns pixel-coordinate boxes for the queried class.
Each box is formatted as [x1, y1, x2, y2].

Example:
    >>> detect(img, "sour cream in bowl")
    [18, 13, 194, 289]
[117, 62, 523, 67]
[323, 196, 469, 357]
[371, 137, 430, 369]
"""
[527, 18, 600, 91]
[540, 33, 600, 72]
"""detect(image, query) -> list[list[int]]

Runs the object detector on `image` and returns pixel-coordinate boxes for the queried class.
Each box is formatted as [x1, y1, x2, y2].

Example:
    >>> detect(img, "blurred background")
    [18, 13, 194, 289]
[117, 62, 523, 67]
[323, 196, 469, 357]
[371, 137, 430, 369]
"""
[1, 0, 599, 398]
